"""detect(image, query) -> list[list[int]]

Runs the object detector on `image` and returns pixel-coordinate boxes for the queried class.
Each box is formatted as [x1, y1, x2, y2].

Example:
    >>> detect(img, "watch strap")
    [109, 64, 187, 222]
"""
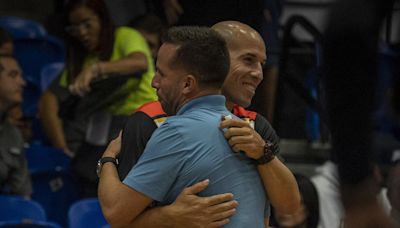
[100, 157, 119, 166]
[256, 142, 275, 165]
[97, 157, 119, 178]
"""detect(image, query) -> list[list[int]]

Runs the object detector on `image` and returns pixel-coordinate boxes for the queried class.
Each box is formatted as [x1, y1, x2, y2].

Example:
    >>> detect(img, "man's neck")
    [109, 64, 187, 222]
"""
[225, 101, 234, 111]
[177, 88, 222, 112]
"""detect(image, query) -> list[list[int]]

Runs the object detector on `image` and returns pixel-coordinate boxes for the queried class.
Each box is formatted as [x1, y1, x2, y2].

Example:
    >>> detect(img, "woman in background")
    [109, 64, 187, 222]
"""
[39, 0, 156, 197]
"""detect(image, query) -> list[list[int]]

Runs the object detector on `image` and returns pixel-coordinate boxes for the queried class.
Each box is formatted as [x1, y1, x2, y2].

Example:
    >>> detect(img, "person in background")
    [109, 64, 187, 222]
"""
[0, 54, 31, 198]
[39, 0, 156, 197]
[130, 14, 165, 61]
[0, 28, 32, 143]
[323, 0, 396, 227]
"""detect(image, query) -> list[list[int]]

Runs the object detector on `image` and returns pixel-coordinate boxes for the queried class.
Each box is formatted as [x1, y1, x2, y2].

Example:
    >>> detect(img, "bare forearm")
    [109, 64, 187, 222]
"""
[98, 163, 137, 227]
[99, 52, 148, 76]
[258, 158, 301, 215]
[38, 91, 67, 149]
[124, 206, 174, 228]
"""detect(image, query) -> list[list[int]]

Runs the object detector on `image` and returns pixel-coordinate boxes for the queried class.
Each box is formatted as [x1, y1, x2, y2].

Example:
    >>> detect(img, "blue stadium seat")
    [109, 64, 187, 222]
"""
[0, 196, 46, 221]
[0, 16, 46, 39]
[68, 198, 109, 228]
[40, 62, 64, 92]
[13, 35, 65, 116]
[25, 144, 80, 227]
[26, 144, 70, 174]
[14, 36, 65, 81]
[0, 220, 62, 228]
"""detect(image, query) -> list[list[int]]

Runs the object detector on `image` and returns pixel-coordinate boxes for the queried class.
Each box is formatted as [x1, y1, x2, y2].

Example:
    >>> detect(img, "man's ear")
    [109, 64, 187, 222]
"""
[182, 74, 197, 95]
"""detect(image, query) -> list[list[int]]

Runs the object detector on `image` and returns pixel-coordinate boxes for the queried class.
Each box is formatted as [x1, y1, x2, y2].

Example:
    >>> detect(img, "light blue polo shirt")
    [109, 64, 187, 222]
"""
[123, 95, 269, 227]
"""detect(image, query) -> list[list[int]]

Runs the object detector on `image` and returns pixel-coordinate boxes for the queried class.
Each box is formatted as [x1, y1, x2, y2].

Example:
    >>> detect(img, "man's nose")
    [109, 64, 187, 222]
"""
[251, 65, 263, 81]
[19, 75, 26, 87]
[151, 76, 159, 89]
[77, 25, 88, 38]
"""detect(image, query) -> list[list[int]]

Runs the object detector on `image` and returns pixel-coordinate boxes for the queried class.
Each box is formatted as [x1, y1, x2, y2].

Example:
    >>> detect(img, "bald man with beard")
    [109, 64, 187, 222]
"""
[98, 22, 300, 227]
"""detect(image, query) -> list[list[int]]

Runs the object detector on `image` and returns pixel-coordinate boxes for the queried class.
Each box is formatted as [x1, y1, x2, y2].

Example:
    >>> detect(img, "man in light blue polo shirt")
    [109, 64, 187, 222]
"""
[98, 26, 268, 227]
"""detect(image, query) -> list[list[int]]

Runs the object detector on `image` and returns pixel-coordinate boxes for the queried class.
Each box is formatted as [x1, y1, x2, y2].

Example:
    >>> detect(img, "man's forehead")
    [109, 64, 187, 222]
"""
[230, 43, 266, 59]
[0, 56, 17, 65]
[0, 57, 20, 73]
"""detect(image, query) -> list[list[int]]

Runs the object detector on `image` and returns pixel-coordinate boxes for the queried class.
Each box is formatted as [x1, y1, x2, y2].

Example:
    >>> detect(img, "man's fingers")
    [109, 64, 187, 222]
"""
[207, 218, 230, 228]
[227, 135, 252, 146]
[204, 192, 234, 206]
[182, 179, 210, 195]
[210, 208, 236, 224]
[209, 200, 238, 214]
[223, 127, 252, 139]
[220, 119, 249, 129]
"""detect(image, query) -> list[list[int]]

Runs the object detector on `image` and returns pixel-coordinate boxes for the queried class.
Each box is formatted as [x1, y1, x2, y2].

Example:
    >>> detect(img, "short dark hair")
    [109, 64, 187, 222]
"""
[162, 26, 230, 88]
[0, 27, 13, 46]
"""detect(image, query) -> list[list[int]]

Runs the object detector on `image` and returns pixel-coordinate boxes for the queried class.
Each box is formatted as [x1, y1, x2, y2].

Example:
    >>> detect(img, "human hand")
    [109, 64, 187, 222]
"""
[69, 64, 98, 96]
[166, 179, 238, 228]
[163, 0, 183, 25]
[102, 131, 122, 158]
[220, 117, 265, 160]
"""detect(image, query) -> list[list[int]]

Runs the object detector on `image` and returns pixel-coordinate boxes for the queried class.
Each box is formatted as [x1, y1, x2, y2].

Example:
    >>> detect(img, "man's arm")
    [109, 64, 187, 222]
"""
[99, 133, 238, 227]
[220, 118, 301, 215]
[125, 180, 238, 228]
[38, 90, 72, 156]
[98, 134, 153, 227]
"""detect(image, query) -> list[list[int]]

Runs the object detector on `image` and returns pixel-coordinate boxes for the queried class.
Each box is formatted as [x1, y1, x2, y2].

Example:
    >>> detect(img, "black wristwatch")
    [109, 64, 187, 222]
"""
[97, 157, 119, 178]
[256, 142, 275, 165]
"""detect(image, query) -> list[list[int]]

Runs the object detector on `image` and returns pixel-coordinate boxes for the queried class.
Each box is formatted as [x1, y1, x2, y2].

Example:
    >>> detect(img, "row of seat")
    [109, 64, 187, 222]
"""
[0, 196, 108, 228]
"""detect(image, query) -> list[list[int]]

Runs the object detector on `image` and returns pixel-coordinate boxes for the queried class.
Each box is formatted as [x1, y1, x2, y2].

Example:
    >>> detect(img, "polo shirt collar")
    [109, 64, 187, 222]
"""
[177, 95, 226, 115]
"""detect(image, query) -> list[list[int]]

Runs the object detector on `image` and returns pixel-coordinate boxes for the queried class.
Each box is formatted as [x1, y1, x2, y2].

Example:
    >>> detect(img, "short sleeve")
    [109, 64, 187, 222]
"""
[122, 122, 186, 201]
[255, 114, 280, 155]
[113, 27, 151, 58]
[118, 112, 158, 180]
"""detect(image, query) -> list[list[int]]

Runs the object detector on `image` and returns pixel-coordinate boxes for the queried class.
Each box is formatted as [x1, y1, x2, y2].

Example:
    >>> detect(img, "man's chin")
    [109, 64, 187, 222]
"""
[234, 98, 252, 108]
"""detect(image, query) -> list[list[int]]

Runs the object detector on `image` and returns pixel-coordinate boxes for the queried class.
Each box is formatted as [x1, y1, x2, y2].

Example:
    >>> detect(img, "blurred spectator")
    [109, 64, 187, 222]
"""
[274, 173, 319, 228]
[38, 0, 156, 197]
[0, 28, 33, 143]
[0, 54, 31, 198]
[311, 131, 399, 228]
[323, 0, 395, 227]
[257, 0, 284, 122]
[129, 14, 165, 60]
